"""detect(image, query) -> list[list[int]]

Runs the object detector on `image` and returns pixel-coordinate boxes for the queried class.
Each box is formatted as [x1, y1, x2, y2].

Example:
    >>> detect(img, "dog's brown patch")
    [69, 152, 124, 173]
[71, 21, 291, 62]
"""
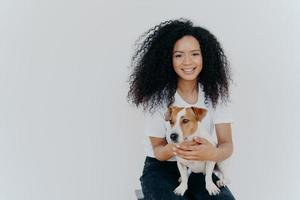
[180, 108, 199, 137]
[190, 107, 207, 122]
[165, 106, 184, 127]
[165, 106, 208, 138]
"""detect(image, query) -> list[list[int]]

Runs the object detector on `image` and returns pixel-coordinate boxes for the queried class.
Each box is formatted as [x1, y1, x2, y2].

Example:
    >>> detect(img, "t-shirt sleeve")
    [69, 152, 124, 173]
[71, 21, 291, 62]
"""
[143, 109, 166, 138]
[211, 102, 234, 124]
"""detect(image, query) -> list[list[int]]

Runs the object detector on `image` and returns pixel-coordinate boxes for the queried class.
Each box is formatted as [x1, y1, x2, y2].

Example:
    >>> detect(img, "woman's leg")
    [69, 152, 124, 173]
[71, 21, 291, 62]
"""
[140, 157, 189, 200]
[187, 173, 235, 200]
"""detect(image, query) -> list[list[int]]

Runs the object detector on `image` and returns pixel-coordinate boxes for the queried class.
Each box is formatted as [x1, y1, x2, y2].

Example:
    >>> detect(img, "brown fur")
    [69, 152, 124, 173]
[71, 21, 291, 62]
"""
[165, 106, 207, 138]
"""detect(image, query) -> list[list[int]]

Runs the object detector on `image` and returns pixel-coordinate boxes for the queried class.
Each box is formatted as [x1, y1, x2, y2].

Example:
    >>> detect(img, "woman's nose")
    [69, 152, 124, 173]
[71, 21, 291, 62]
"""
[183, 54, 192, 65]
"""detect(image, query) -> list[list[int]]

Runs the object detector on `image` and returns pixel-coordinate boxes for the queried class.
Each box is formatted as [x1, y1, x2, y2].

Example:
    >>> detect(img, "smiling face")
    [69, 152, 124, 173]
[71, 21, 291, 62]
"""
[172, 35, 203, 82]
[164, 106, 207, 143]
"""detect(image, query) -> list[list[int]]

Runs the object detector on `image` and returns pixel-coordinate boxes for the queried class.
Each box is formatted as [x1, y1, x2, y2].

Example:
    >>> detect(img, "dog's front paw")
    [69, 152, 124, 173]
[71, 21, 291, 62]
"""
[206, 182, 220, 196]
[174, 183, 187, 196]
[216, 178, 230, 187]
[178, 176, 182, 183]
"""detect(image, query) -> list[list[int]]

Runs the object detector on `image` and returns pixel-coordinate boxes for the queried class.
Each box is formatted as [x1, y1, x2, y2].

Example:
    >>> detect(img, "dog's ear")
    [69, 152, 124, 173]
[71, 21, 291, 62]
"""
[164, 106, 176, 121]
[191, 107, 207, 121]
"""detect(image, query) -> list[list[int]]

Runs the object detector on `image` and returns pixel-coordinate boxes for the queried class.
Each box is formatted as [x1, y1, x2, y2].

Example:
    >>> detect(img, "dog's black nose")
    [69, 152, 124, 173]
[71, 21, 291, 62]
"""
[170, 133, 178, 141]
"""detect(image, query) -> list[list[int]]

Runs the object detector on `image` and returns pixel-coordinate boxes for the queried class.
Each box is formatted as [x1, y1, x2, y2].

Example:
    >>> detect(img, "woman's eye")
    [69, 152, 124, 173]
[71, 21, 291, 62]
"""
[182, 119, 189, 123]
[174, 54, 182, 58]
[192, 53, 200, 56]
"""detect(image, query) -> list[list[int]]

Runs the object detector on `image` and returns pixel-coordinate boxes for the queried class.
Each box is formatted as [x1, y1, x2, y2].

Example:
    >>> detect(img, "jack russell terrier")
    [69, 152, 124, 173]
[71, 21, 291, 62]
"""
[164, 106, 230, 196]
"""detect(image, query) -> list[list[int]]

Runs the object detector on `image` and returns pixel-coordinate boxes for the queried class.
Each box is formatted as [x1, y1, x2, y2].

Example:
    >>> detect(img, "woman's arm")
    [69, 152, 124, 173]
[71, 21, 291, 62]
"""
[149, 137, 175, 161]
[212, 123, 233, 162]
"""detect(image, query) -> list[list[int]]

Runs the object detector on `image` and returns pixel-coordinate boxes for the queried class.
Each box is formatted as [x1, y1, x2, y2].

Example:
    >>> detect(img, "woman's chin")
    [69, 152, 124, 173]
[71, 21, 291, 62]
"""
[178, 74, 199, 82]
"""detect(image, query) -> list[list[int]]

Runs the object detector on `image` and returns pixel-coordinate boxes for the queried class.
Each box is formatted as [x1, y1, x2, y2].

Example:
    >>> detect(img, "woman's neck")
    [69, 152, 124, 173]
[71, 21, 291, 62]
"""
[176, 80, 198, 95]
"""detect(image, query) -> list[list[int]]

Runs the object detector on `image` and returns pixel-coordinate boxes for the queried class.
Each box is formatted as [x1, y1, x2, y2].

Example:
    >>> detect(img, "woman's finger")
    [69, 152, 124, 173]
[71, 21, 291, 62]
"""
[176, 145, 192, 151]
[193, 137, 209, 144]
[176, 144, 199, 151]
[173, 146, 200, 156]
[177, 154, 198, 160]
[177, 141, 197, 149]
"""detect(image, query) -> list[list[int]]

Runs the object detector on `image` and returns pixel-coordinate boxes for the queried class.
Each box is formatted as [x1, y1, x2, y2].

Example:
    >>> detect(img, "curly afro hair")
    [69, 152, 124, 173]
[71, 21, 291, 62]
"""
[127, 18, 232, 113]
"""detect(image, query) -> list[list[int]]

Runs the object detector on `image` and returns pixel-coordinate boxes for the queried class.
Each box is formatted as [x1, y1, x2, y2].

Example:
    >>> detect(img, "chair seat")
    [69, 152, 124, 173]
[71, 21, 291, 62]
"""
[135, 189, 144, 200]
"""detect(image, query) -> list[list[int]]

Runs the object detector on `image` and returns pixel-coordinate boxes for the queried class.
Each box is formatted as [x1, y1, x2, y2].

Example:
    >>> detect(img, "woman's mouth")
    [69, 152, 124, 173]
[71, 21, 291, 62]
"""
[181, 68, 196, 75]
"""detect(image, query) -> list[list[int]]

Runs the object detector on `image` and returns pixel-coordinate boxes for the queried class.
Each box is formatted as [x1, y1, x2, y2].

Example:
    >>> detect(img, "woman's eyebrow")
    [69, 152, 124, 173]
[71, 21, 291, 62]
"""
[173, 49, 201, 53]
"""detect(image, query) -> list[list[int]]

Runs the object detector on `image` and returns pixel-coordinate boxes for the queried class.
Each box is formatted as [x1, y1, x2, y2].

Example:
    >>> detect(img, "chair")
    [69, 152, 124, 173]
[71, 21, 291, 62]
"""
[135, 189, 144, 200]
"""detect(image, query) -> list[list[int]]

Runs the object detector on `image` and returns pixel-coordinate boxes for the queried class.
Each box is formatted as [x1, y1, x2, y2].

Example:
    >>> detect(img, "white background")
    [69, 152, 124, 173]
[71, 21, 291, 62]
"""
[1, 0, 300, 199]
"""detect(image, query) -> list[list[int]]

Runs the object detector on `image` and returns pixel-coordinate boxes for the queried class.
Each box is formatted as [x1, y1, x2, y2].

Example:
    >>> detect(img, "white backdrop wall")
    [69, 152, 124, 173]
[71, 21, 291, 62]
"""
[0, 0, 299, 199]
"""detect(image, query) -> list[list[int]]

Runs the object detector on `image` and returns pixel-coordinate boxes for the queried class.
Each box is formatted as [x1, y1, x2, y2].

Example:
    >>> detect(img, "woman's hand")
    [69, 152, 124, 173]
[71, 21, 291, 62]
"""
[173, 137, 218, 161]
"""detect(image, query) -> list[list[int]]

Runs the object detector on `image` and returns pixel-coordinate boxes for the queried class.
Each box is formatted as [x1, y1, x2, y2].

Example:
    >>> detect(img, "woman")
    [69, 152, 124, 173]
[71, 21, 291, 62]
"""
[127, 18, 235, 200]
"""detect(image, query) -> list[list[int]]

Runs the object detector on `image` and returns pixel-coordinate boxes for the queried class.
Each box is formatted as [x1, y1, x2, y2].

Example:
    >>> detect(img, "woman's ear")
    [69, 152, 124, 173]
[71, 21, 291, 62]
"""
[191, 107, 207, 121]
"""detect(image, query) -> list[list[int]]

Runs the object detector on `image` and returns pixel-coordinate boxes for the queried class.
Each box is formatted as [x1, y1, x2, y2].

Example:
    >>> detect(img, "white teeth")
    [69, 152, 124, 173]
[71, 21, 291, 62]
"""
[182, 68, 195, 72]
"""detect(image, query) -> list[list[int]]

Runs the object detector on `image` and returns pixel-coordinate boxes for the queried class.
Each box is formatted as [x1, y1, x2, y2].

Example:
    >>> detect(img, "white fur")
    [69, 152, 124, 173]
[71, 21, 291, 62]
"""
[165, 108, 230, 196]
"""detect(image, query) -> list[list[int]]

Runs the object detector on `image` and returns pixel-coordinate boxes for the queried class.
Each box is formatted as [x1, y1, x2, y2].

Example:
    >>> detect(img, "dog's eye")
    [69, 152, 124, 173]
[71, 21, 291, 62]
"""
[182, 119, 189, 123]
[169, 120, 174, 125]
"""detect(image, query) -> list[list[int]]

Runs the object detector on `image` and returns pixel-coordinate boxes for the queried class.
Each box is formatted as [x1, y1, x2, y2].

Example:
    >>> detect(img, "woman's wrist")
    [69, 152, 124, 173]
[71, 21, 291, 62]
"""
[211, 143, 233, 162]
[166, 143, 176, 158]
[211, 146, 220, 162]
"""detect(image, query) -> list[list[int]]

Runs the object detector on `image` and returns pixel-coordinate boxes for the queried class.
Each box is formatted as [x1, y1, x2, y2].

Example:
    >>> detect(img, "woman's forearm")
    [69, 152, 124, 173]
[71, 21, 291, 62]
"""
[153, 143, 175, 161]
[212, 142, 233, 162]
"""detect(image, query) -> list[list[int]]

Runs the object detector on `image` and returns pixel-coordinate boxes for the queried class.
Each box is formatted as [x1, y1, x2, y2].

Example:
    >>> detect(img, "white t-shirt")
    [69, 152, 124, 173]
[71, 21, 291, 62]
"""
[142, 83, 233, 161]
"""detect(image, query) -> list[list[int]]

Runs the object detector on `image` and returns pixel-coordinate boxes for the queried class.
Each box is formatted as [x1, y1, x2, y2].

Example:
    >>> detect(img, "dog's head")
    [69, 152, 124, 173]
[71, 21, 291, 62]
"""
[164, 106, 207, 144]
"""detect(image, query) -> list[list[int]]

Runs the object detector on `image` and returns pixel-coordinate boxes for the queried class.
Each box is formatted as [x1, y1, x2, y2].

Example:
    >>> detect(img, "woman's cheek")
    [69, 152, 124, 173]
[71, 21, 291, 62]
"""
[173, 57, 183, 66]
